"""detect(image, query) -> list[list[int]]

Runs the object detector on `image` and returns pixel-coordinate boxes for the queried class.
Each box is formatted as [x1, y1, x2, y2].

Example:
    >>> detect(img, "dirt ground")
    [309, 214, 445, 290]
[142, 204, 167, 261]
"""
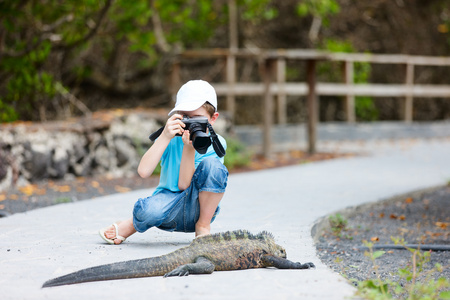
[315, 185, 450, 287]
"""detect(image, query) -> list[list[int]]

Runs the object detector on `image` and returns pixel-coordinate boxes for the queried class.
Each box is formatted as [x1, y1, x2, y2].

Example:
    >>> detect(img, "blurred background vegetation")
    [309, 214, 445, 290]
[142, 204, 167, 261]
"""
[1, 0, 450, 123]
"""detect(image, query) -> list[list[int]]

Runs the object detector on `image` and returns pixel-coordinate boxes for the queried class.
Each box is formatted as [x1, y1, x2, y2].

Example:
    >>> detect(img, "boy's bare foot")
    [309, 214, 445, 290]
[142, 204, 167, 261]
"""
[195, 224, 211, 238]
[102, 219, 136, 245]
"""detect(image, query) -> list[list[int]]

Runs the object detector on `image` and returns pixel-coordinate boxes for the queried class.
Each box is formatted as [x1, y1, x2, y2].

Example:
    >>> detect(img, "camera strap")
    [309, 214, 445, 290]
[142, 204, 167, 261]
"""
[207, 123, 226, 158]
[149, 126, 164, 141]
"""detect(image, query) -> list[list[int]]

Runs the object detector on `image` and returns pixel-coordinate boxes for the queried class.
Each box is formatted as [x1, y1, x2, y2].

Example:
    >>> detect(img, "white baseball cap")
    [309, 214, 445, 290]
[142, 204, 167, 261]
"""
[168, 80, 217, 116]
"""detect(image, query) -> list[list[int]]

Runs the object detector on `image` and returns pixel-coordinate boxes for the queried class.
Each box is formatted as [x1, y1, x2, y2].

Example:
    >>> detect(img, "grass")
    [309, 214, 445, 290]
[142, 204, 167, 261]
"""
[354, 238, 450, 300]
[223, 138, 252, 170]
[325, 212, 449, 299]
[328, 213, 353, 239]
[55, 197, 71, 204]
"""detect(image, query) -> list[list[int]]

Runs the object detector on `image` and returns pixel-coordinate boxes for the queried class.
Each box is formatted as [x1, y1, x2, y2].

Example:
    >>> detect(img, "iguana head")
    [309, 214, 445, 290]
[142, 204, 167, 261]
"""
[268, 241, 287, 258]
[258, 231, 287, 258]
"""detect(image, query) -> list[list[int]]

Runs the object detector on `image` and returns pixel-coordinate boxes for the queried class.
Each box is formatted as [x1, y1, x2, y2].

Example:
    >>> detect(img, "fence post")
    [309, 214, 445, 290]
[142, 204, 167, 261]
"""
[261, 58, 275, 158]
[344, 60, 356, 122]
[226, 54, 236, 119]
[276, 58, 287, 124]
[307, 59, 317, 154]
[227, 0, 238, 120]
[404, 63, 414, 122]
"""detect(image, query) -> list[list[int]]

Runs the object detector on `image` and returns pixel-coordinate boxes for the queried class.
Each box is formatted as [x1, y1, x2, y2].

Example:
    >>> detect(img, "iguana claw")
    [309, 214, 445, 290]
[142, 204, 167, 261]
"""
[164, 265, 190, 277]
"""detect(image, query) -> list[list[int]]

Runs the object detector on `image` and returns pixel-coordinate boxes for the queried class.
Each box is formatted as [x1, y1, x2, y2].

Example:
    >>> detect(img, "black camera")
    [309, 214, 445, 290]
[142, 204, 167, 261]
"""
[177, 116, 210, 154]
[149, 116, 226, 157]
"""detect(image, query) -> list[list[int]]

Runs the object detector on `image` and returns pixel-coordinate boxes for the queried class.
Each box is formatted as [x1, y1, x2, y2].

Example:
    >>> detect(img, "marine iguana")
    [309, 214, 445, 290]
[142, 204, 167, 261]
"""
[43, 230, 315, 288]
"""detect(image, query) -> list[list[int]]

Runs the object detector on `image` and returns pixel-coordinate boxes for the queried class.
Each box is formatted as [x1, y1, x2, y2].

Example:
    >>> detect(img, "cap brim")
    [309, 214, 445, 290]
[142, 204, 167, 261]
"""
[168, 101, 205, 116]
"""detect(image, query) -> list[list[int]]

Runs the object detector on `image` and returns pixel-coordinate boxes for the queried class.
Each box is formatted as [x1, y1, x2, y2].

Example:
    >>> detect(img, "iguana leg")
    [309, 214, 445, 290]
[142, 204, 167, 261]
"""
[164, 257, 215, 277]
[261, 255, 315, 269]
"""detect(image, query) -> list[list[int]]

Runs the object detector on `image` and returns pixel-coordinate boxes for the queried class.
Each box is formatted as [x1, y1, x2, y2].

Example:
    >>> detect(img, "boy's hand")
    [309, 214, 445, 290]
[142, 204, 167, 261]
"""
[163, 114, 185, 139]
[181, 130, 193, 147]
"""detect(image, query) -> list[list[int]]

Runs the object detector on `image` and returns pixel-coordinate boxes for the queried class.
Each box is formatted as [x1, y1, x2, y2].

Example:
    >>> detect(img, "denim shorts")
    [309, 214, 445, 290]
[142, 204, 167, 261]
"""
[132, 157, 229, 233]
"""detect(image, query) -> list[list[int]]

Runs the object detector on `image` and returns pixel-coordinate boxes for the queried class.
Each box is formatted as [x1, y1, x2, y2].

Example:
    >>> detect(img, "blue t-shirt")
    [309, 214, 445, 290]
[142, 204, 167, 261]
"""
[153, 135, 226, 195]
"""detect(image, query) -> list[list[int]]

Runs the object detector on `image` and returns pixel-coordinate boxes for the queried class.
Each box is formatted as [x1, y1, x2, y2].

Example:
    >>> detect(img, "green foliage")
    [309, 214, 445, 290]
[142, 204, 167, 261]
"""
[0, 100, 18, 122]
[155, 0, 225, 47]
[239, 0, 278, 22]
[223, 138, 252, 170]
[320, 39, 379, 121]
[0, 1, 103, 121]
[0, 0, 230, 122]
[55, 197, 71, 204]
[435, 4, 450, 48]
[355, 238, 450, 300]
[296, 0, 340, 25]
[323, 39, 353, 53]
[329, 213, 350, 238]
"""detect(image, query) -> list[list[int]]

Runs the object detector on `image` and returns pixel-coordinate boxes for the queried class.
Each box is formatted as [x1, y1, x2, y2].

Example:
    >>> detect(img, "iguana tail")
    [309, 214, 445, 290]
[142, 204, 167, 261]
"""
[42, 251, 189, 288]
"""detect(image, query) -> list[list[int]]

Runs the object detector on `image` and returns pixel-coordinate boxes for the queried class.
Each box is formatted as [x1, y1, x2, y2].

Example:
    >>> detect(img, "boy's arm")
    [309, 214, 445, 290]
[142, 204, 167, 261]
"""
[137, 135, 170, 178]
[178, 130, 196, 190]
[137, 114, 184, 178]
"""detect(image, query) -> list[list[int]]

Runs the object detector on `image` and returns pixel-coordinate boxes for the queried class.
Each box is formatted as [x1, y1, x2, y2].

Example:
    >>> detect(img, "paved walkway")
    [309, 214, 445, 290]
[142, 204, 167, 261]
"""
[1, 137, 450, 299]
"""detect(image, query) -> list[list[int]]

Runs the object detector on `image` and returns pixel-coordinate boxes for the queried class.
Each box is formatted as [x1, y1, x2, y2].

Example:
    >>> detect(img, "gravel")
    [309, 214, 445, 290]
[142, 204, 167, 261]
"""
[314, 185, 450, 287]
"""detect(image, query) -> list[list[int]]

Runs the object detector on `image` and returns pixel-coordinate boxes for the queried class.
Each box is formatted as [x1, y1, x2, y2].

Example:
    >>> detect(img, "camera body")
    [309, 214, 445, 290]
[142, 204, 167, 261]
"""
[149, 115, 225, 157]
[178, 116, 210, 154]
[179, 116, 208, 135]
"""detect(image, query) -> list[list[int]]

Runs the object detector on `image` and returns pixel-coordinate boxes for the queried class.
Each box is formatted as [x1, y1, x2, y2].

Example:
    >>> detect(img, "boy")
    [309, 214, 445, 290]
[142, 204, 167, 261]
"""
[99, 80, 228, 244]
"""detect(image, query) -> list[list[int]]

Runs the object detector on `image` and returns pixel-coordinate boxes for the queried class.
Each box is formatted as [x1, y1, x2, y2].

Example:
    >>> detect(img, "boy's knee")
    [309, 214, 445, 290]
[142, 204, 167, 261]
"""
[198, 157, 227, 174]
[133, 198, 165, 225]
[196, 158, 228, 191]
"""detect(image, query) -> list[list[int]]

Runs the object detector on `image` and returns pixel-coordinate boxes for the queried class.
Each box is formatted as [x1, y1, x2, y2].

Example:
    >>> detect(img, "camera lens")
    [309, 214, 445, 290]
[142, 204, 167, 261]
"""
[192, 133, 211, 154]
[189, 123, 211, 154]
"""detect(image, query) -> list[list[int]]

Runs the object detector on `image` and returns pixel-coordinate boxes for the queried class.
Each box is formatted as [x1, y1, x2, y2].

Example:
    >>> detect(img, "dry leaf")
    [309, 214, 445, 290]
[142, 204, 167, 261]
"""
[435, 222, 449, 230]
[390, 214, 398, 219]
[115, 186, 131, 193]
[18, 184, 46, 196]
[405, 197, 413, 204]
[0, 204, 4, 209]
[18, 185, 35, 196]
[76, 177, 86, 183]
[0, 195, 6, 202]
[56, 185, 71, 193]
[426, 231, 443, 237]
[379, 213, 385, 218]
[399, 228, 409, 234]
[370, 237, 379, 242]
[399, 215, 406, 221]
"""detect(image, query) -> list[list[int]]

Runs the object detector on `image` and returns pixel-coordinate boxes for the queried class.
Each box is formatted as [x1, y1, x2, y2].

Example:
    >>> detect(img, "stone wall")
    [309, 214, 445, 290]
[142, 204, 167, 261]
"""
[0, 109, 166, 192]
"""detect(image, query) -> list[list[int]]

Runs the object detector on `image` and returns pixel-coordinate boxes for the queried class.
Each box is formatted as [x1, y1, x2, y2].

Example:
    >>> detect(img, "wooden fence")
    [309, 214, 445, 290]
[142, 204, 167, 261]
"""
[171, 49, 450, 156]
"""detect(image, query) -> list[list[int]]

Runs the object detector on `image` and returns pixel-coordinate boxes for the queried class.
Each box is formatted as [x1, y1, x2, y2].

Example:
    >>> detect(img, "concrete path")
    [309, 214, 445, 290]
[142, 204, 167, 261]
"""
[1, 137, 450, 299]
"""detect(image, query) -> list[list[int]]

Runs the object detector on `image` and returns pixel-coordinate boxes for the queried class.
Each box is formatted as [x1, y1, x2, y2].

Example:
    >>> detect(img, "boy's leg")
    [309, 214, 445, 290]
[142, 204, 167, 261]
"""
[195, 191, 224, 237]
[188, 157, 228, 237]
[103, 218, 136, 245]
[102, 190, 179, 244]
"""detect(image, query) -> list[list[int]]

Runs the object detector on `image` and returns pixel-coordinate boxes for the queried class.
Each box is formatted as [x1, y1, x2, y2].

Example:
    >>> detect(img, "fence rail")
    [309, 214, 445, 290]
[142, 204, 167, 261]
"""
[172, 49, 450, 156]
[212, 83, 450, 97]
